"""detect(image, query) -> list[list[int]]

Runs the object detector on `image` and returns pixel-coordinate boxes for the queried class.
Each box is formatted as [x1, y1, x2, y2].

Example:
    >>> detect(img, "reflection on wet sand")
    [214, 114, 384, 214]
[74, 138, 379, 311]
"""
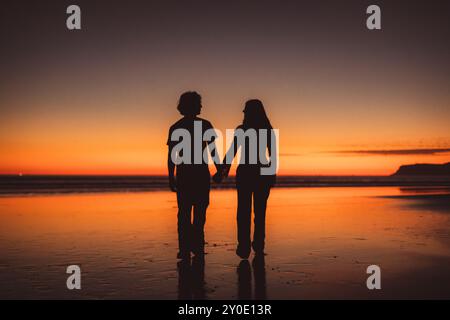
[177, 256, 206, 299]
[379, 190, 450, 214]
[1, 187, 450, 299]
[237, 256, 267, 300]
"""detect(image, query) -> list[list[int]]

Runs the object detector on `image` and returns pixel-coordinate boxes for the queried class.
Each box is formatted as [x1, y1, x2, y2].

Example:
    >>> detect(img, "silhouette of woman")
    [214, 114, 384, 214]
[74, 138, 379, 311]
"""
[215, 99, 276, 259]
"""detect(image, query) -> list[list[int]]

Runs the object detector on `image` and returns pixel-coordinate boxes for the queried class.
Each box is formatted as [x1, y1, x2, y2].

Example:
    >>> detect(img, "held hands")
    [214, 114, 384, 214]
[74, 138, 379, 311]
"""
[212, 171, 223, 184]
[212, 165, 229, 184]
[170, 167, 228, 189]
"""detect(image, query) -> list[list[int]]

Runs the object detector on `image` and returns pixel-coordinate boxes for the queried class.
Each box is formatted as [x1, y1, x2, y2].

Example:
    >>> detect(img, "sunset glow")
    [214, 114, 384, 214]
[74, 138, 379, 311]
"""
[1, 1, 449, 176]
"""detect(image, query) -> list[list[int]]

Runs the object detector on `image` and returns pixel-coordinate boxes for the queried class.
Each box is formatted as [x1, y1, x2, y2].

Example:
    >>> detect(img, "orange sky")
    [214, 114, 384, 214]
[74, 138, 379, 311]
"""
[1, 92, 449, 176]
[1, 1, 449, 176]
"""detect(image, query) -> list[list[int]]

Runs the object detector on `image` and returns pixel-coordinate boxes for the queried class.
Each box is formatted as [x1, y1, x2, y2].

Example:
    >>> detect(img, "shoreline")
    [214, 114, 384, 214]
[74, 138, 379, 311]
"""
[1, 175, 450, 196]
[1, 182, 450, 196]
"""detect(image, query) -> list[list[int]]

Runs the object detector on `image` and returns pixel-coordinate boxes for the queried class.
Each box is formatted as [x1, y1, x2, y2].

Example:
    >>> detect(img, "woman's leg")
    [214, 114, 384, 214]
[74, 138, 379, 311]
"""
[253, 185, 271, 253]
[237, 186, 252, 258]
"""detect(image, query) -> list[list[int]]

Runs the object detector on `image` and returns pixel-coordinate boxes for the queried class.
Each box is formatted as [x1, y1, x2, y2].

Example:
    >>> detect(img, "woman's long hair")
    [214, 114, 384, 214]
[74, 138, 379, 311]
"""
[242, 99, 272, 130]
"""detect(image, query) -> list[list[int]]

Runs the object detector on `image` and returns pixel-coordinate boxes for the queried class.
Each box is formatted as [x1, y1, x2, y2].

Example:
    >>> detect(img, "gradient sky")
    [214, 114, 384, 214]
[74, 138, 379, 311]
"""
[1, 0, 449, 175]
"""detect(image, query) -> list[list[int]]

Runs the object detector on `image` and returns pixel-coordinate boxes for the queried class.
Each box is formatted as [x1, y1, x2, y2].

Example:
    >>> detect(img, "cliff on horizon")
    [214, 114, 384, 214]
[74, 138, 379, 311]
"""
[392, 162, 450, 176]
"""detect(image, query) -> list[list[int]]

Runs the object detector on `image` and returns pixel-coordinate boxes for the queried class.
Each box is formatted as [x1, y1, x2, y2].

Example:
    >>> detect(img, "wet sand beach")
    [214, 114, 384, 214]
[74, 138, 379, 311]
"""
[1, 186, 450, 299]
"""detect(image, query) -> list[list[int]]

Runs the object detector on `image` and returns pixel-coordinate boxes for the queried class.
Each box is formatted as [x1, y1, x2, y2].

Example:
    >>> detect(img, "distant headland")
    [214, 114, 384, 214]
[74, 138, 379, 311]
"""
[392, 162, 450, 176]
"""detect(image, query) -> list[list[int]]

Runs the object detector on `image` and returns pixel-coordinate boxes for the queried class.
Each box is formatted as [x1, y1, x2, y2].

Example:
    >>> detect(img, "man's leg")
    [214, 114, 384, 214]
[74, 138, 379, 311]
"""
[236, 186, 252, 259]
[177, 195, 193, 258]
[192, 204, 208, 255]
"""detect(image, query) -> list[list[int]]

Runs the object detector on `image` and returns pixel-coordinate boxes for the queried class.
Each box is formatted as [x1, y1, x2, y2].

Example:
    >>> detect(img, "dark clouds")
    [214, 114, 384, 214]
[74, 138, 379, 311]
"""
[334, 148, 450, 156]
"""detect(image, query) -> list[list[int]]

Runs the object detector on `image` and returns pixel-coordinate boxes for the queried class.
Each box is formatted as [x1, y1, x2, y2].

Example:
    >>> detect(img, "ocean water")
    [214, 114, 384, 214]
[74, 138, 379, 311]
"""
[0, 186, 450, 299]
[1, 175, 449, 195]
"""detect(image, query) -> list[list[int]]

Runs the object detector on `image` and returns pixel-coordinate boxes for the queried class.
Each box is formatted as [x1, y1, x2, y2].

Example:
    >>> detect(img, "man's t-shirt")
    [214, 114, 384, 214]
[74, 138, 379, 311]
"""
[167, 117, 216, 203]
[167, 116, 216, 167]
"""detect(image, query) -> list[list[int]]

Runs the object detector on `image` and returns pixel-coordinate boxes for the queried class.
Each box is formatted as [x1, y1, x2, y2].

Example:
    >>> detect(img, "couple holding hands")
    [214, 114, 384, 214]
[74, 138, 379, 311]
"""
[167, 91, 277, 260]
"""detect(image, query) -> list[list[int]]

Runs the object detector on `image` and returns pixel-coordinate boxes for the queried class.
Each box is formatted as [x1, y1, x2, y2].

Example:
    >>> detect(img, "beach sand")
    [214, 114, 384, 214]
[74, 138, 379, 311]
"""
[1, 186, 450, 299]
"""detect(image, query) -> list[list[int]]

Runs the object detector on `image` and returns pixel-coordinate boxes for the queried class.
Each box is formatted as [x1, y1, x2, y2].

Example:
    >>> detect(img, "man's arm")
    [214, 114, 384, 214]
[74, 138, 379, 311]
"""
[205, 122, 224, 177]
[167, 145, 177, 192]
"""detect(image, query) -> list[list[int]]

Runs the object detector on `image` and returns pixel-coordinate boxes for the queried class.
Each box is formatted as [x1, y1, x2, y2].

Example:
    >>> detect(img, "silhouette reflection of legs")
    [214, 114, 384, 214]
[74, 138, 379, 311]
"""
[252, 255, 267, 299]
[237, 260, 252, 299]
[177, 258, 191, 299]
[236, 256, 267, 300]
[191, 255, 206, 299]
[177, 256, 206, 299]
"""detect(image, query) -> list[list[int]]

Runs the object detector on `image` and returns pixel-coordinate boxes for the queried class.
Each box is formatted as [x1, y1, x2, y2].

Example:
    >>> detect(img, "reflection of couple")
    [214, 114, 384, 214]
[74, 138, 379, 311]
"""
[177, 253, 267, 300]
[167, 91, 276, 260]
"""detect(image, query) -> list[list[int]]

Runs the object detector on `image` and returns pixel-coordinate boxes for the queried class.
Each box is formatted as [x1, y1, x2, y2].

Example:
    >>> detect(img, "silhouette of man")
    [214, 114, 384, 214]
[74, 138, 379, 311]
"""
[167, 91, 221, 259]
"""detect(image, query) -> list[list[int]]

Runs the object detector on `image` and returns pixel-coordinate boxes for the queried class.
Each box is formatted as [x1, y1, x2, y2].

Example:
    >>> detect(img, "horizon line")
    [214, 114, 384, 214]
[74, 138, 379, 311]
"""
[0, 173, 395, 177]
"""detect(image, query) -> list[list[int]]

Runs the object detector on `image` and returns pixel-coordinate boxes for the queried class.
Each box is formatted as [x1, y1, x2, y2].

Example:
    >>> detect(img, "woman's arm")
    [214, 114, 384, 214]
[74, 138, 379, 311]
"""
[222, 132, 240, 177]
